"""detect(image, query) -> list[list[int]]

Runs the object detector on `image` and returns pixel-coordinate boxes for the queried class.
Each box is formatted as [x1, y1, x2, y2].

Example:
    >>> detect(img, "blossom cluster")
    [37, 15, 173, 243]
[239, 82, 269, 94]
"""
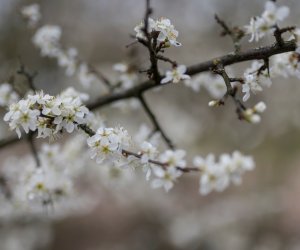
[0, 137, 95, 219]
[135, 17, 181, 47]
[87, 127, 131, 164]
[21, 4, 99, 89]
[242, 61, 272, 102]
[244, 1, 290, 42]
[32, 25, 98, 88]
[21, 4, 41, 28]
[4, 88, 89, 138]
[194, 151, 255, 195]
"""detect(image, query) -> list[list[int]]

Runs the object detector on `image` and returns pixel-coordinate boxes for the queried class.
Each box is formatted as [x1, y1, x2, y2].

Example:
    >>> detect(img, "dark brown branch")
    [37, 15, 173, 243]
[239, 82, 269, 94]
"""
[213, 64, 234, 95]
[87, 40, 296, 109]
[138, 94, 175, 149]
[0, 40, 296, 150]
[273, 25, 295, 47]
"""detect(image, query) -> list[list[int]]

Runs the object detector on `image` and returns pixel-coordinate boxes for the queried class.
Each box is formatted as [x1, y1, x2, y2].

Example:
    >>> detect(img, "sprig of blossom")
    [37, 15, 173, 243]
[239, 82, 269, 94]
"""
[0, 138, 96, 218]
[244, 1, 290, 42]
[193, 151, 255, 195]
[4, 89, 89, 138]
[134, 17, 181, 47]
[161, 65, 190, 84]
[87, 127, 131, 164]
[22, 4, 100, 89]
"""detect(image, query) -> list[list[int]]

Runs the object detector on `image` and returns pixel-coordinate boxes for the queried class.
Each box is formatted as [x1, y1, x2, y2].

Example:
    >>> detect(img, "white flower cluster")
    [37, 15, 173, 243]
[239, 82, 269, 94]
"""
[242, 101, 267, 124]
[21, 3, 41, 27]
[0, 83, 19, 107]
[135, 17, 181, 47]
[150, 149, 186, 191]
[32, 25, 62, 58]
[194, 151, 255, 195]
[87, 127, 131, 164]
[4, 89, 89, 138]
[244, 1, 290, 42]
[242, 61, 272, 102]
[161, 65, 190, 84]
[22, 3, 98, 89]
[0, 139, 93, 218]
[270, 52, 300, 79]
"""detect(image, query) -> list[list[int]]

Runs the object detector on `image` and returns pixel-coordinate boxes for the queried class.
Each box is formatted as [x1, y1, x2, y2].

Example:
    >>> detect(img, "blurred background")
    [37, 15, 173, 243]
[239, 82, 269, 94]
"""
[1, 0, 300, 249]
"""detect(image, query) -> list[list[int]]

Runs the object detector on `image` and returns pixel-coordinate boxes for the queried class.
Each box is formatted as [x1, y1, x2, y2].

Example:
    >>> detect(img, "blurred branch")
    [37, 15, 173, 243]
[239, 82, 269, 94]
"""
[138, 94, 175, 149]
[17, 63, 38, 91]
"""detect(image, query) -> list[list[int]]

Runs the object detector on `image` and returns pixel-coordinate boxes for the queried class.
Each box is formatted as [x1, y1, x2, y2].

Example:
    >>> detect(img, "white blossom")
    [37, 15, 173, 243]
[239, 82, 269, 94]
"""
[155, 17, 181, 46]
[262, 1, 290, 26]
[194, 152, 255, 195]
[4, 90, 89, 138]
[161, 65, 190, 84]
[242, 73, 263, 102]
[245, 1, 290, 42]
[244, 17, 269, 42]
[159, 149, 186, 168]
[87, 127, 131, 164]
[134, 17, 181, 47]
[33, 25, 62, 57]
[0, 83, 19, 107]
[151, 166, 182, 192]
[21, 4, 41, 27]
[254, 101, 267, 113]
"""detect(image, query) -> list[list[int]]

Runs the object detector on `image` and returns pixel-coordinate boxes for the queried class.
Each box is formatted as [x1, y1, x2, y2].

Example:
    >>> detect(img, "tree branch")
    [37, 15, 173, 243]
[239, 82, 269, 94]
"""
[138, 94, 175, 149]
[88, 40, 296, 109]
[0, 40, 296, 150]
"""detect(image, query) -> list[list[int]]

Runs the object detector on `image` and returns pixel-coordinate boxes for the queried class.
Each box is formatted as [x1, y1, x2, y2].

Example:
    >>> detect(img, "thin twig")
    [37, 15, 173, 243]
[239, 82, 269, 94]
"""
[156, 54, 177, 67]
[138, 94, 175, 149]
[214, 14, 244, 53]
